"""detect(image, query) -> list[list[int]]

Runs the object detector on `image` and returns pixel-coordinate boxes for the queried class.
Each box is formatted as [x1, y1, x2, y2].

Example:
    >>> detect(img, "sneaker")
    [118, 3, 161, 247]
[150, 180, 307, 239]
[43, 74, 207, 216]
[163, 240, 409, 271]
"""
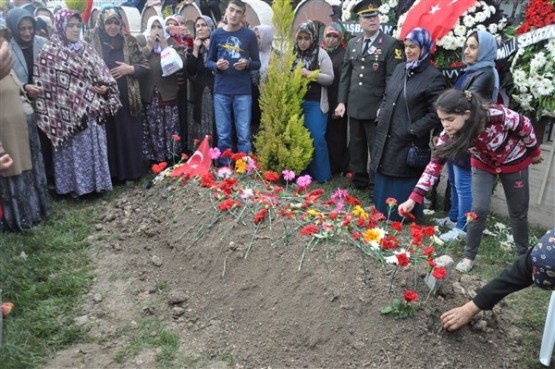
[455, 259, 474, 273]
[440, 228, 466, 242]
[433, 216, 456, 229]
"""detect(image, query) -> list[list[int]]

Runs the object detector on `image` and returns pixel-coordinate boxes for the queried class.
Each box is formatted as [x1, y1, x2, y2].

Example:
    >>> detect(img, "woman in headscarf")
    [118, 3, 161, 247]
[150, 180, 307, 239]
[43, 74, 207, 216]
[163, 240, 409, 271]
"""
[6, 8, 53, 184]
[140, 15, 185, 162]
[321, 22, 348, 176]
[185, 15, 215, 152]
[0, 18, 50, 231]
[88, 6, 150, 183]
[435, 30, 500, 242]
[165, 14, 190, 152]
[293, 20, 334, 183]
[250, 24, 273, 140]
[371, 27, 448, 221]
[33, 9, 121, 197]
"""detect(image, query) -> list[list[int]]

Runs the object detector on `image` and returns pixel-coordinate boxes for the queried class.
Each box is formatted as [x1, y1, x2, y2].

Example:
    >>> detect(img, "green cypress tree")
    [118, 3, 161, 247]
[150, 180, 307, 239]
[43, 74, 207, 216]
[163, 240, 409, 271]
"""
[254, 0, 315, 174]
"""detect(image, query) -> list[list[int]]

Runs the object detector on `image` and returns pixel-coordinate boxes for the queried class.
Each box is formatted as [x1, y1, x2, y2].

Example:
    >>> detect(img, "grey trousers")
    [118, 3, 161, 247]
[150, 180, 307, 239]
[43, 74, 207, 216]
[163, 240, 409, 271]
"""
[464, 167, 530, 261]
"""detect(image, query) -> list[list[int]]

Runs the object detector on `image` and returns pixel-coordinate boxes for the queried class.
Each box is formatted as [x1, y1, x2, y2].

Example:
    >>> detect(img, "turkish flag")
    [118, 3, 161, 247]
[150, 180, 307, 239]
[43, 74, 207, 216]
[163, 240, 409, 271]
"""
[399, 0, 477, 45]
[170, 136, 212, 177]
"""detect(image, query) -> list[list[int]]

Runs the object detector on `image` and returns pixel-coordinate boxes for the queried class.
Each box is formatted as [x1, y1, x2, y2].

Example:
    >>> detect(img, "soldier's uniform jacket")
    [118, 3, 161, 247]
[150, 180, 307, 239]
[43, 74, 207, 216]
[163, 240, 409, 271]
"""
[338, 31, 402, 120]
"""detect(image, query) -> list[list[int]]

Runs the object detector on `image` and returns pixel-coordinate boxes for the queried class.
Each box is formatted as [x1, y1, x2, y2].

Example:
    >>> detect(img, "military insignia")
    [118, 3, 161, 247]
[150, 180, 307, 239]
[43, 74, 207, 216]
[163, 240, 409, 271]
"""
[395, 49, 402, 59]
[368, 46, 376, 55]
[372, 63, 379, 71]
[375, 48, 382, 55]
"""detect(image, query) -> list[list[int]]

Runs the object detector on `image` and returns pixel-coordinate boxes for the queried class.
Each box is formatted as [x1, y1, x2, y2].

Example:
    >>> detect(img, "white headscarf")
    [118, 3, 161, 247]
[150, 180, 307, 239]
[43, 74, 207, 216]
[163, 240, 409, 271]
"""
[254, 24, 273, 79]
[143, 15, 170, 53]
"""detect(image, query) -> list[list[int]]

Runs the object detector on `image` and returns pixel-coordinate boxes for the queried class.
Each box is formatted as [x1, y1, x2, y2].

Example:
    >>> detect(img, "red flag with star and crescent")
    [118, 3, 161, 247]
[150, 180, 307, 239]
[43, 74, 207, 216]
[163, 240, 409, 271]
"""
[170, 136, 212, 177]
[399, 0, 477, 45]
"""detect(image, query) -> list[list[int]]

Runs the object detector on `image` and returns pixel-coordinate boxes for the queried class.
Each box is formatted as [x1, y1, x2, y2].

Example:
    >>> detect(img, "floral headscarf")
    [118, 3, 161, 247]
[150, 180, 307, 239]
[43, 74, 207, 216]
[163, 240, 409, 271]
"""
[33, 9, 122, 148]
[462, 31, 499, 101]
[404, 27, 433, 72]
[52, 9, 84, 52]
[321, 22, 345, 52]
[293, 20, 319, 71]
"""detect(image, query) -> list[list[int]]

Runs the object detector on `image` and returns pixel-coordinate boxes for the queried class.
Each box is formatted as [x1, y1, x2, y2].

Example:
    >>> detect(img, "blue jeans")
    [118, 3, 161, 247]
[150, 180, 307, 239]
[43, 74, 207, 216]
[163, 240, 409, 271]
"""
[448, 162, 473, 230]
[214, 94, 252, 164]
[302, 100, 331, 183]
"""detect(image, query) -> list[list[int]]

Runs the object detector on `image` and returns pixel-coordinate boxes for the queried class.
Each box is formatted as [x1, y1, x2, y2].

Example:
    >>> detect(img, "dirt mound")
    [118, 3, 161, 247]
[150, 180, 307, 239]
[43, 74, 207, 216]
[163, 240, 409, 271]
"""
[44, 183, 525, 369]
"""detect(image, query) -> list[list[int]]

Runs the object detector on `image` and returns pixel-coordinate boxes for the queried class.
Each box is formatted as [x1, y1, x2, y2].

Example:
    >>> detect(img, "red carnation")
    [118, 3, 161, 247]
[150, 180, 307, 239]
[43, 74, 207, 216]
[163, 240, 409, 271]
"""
[396, 253, 409, 267]
[432, 266, 447, 280]
[390, 221, 403, 232]
[263, 171, 280, 182]
[300, 224, 319, 236]
[403, 290, 419, 303]
[423, 246, 435, 257]
[253, 208, 268, 224]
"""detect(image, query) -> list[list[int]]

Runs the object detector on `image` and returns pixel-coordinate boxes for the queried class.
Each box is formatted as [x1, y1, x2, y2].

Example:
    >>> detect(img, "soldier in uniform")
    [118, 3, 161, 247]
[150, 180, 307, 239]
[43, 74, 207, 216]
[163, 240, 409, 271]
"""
[335, 0, 402, 195]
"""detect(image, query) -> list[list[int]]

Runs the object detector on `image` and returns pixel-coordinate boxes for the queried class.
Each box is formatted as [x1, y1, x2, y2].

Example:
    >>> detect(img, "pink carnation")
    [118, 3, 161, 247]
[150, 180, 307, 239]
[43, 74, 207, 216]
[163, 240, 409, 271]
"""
[282, 170, 295, 181]
[209, 147, 221, 160]
[296, 174, 312, 188]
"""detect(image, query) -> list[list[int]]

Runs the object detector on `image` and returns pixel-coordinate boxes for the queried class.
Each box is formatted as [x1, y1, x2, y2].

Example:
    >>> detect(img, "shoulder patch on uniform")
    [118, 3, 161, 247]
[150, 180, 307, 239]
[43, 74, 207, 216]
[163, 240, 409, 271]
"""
[395, 49, 402, 59]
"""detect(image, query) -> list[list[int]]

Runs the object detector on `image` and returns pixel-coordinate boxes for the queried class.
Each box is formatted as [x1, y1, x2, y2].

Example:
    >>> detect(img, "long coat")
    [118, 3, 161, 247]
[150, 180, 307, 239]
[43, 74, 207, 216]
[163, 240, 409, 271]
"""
[371, 59, 448, 178]
[337, 31, 402, 120]
[10, 36, 48, 86]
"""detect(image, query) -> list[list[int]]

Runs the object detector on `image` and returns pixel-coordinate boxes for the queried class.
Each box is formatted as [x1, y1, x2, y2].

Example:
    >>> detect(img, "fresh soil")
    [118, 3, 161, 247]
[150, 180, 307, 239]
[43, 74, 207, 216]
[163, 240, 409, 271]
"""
[43, 183, 527, 369]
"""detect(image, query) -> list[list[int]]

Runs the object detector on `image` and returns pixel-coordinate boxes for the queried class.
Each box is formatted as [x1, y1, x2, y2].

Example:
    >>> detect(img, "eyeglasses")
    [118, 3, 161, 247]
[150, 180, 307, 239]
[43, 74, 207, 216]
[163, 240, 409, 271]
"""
[325, 34, 339, 38]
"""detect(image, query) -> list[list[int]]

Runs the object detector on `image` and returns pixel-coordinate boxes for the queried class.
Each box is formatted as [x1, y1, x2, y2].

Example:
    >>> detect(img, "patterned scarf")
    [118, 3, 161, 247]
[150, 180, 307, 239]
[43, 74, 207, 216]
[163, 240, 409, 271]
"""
[90, 6, 147, 117]
[321, 22, 345, 53]
[33, 9, 121, 149]
[404, 27, 433, 72]
[293, 20, 319, 71]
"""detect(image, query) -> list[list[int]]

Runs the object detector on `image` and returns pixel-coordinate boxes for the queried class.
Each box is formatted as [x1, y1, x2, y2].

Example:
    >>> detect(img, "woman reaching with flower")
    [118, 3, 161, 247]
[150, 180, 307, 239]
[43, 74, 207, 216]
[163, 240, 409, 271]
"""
[398, 89, 543, 273]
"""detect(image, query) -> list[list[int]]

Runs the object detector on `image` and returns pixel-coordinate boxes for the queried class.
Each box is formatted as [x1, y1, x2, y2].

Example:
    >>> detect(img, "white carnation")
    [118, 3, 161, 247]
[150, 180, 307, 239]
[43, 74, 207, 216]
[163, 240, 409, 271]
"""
[531, 52, 547, 74]
[379, 4, 390, 14]
[546, 40, 555, 56]
[474, 12, 486, 23]
[389, 0, 398, 6]
[379, 14, 389, 23]
[488, 23, 498, 34]
[489, 5, 496, 14]
[536, 79, 555, 96]
[454, 25, 467, 36]
[463, 15, 475, 27]
[512, 69, 526, 83]
[476, 24, 486, 32]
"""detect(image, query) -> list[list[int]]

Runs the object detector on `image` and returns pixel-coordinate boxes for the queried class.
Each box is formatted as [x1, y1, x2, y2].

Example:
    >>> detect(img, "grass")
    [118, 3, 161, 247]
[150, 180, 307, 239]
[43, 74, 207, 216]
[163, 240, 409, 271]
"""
[0, 177, 552, 368]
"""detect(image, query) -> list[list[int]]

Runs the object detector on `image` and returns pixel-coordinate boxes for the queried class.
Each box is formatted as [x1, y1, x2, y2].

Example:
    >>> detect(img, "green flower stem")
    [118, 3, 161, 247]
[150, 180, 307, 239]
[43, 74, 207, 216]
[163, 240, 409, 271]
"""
[244, 223, 261, 259]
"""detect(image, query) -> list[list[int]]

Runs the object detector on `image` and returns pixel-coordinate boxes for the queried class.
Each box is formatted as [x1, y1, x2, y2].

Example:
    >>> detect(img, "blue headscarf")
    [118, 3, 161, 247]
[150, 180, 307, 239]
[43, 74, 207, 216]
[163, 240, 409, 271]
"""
[462, 31, 499, 101]
[404, 28, 433, 72]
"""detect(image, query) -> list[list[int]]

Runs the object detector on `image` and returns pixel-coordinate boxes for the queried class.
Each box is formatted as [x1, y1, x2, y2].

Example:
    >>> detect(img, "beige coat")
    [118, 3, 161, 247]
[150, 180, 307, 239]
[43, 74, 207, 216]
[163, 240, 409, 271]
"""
[0, 71, 32, 177]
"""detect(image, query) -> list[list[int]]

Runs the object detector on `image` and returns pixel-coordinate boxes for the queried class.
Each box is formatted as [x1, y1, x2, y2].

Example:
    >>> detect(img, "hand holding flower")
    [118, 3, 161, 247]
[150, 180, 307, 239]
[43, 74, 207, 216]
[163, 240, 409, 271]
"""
[398, 199, 415, 216]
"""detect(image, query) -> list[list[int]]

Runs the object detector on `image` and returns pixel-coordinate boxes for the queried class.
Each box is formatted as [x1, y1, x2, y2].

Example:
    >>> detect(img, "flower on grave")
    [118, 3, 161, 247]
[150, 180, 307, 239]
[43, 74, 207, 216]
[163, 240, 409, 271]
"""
[396, 252, 410, 267]
[263, 171, 280, 182]
[209, 147, 221, 160]
[432, 266, 447, 280]
[181, 153, 189, 161]
[217, 166, 233, 178]
[363, 227, 386, 249]
[300, 224, 319, 236]
[423, 246, 435, 258]
[235, 159, 247, 174]
[403, 290, 419, 303]
[386, 197, 397, 209]
[218, 199, 241, 212]
[390, 221, 403, 232]
[152, 161, 168, 174]
[253, 208, 268, 224]
[296, 174, 312, 189]
[172, 134, 181, 142]
[282, 170, 295, 182]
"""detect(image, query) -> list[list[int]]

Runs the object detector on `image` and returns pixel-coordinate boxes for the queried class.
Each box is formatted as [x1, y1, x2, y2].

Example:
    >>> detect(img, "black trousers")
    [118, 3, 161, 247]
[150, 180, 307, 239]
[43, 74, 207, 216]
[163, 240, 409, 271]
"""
[348, 117, 376, 189]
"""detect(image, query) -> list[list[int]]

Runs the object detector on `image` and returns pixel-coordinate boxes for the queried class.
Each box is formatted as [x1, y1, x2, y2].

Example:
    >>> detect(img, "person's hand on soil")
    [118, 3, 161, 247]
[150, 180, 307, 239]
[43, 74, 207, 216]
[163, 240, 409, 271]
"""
[441, 301, 481, 331]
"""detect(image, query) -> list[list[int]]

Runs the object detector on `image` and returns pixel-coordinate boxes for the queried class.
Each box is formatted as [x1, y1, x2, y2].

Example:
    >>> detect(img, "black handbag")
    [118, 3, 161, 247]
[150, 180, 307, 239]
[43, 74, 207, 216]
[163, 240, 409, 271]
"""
[406, 145, 431, 169]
